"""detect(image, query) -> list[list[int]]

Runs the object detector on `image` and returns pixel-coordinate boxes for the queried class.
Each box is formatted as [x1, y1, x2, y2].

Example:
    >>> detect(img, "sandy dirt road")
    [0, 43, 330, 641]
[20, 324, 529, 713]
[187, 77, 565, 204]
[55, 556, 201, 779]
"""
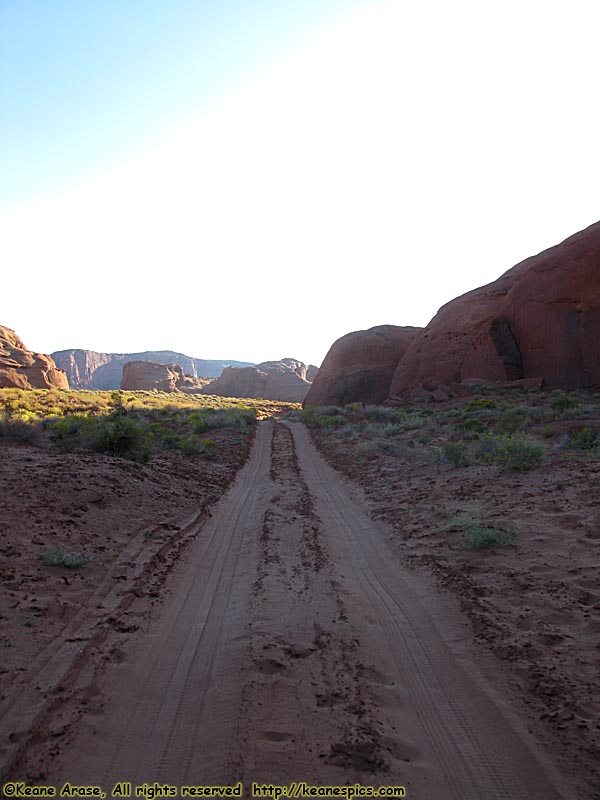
[25, 421, 571, 798]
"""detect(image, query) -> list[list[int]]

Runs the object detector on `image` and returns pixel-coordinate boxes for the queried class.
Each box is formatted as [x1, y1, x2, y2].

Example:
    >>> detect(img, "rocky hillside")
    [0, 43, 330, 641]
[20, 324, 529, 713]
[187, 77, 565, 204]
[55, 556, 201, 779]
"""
[304, 325, 422, 407]
[202, 358, 318, 403]
[308, 220, 600, 406]
[0, 326, 69, 390]
[120, 361, 211, 393]
[52, 349, 253, 390]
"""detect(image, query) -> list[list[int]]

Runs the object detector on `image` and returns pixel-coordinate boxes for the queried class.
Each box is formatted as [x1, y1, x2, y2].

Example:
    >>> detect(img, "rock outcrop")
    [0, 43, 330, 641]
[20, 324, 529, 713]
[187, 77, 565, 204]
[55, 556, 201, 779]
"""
[388, 220, 600, 400]
[0, 326, 69, 390]
[52, 349, 254, 390]
[202, 358, 318, 403]
[304, 325, 422, 407]
[120, 361, 210, 393]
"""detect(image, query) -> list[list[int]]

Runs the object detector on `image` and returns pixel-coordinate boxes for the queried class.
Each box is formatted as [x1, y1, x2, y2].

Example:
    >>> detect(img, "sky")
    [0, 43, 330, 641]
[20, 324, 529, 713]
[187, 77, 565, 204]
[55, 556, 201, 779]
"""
[1, 0, 599, 367]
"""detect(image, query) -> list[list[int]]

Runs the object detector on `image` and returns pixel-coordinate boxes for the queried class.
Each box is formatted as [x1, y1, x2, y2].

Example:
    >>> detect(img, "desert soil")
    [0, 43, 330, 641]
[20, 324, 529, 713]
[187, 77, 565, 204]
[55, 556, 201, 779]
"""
[3, 421, 577, 799]
[309, 418, 600, 800]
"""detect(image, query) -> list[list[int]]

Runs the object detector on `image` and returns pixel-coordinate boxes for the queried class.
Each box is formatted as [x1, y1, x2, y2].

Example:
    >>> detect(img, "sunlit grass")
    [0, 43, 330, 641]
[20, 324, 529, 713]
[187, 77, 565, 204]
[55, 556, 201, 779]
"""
[0, 388, 300, 462]
[0, 388, 300, 421]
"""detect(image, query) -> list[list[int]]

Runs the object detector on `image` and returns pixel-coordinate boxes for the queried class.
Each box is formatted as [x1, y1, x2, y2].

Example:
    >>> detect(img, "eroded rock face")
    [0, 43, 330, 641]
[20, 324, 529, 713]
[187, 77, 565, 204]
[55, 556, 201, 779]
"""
[388, 220, 600, 399]
[52, 349, 254, 390]
[120, 361, 209, 393]
[202, 358, 318, 403]
[304, 325, 422, 407]
[0, 326, 69, 390]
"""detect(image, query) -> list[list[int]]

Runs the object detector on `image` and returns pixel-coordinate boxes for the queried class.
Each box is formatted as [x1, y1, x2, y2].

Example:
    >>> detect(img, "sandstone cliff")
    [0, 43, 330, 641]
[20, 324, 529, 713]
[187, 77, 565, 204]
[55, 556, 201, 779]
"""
[388, 220, 600, 400]
[304, 325, 422, 407]
[52, 349, 253, 390]
[120, 361, 211, 393]
[202, 358, 318, 403]
[0, 326, 69, 390]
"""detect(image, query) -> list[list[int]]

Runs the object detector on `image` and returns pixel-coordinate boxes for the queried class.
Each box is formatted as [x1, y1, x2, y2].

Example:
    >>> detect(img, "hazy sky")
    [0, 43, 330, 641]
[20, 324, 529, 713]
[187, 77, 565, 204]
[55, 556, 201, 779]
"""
[1, 0, 599, 366]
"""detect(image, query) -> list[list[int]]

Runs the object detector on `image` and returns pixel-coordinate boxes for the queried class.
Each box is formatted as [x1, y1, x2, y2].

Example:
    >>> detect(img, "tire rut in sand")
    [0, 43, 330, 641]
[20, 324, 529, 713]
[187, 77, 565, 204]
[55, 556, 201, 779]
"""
[233, 423, 390, 779]
[11, 420, 573, 799]
[288, 421, 571, 800]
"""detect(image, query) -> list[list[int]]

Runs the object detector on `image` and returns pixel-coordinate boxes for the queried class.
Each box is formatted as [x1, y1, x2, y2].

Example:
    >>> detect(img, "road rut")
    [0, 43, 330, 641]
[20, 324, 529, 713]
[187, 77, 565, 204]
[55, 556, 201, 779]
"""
[30, 421, 569, 798]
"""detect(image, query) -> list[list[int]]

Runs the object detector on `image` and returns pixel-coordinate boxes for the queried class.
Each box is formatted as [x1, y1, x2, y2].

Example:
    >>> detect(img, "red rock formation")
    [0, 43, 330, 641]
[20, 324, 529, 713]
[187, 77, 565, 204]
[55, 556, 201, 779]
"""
[52, 349, 254, 389]
[304, 325, 422, 407]
[203, 359, 317, 403]
[120, 361, 209, 393]
[51, 349, 113, 389]
[0, 326, 69, 390]
[388, 220, 600, 399]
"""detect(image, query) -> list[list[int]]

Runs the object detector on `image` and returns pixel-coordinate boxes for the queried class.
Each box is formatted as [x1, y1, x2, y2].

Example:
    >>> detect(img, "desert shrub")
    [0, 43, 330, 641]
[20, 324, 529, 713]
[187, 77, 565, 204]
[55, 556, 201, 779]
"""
[466, 398, 497, 411]
[495, 407, 530, 435]
[344, 402, 364, 413]
[0, 412, 40, 443]
[45, 414, 88, 450]
[39, 547, 92, 569]
[568, 425, 600, 450]
[160, 432, 180, 450]
[191, 407, 256, 433]
[178, 434, 218, 458]
[494, 435, 545, 471]
[459, 523, 515, 550]
[398, 415, 426, 432]
[300, 407, 346, 428]
[551, 393, 578, 412]
[440, 507, 516, 550]
[319, 415, 347, 429]
[456, 417, 488, 435]
[84, 415, 151, 462]
[316, 405, 345, 416]
[538, 424, 558, 439]
[416, 429, 433, 444]
[442, 441, 471, 468]
[361, 406, 402, 423]
[381, 423, 405, 438]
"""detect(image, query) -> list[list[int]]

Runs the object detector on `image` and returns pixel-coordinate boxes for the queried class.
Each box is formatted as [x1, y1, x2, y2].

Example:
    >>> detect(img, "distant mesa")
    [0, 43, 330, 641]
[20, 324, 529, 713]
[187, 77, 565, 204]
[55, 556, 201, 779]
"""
[120, 361, 211, 393]
[202, 358, 319, 403]
[308, 219, 600, 406]
[51, 349, 254, 390]
[304, 325, 422, 407]
[0, 326, 69, 390]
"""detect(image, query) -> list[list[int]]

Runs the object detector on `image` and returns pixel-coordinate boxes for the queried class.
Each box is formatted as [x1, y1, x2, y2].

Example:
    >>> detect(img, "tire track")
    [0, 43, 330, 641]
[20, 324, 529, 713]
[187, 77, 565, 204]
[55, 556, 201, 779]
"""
[289, 421, 571, 800]
[29, 419, 572, 799]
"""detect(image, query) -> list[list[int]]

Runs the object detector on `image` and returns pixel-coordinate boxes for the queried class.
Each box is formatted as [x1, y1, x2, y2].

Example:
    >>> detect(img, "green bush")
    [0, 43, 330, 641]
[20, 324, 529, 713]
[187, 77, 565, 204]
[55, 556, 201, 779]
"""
[45, 414, 88, 450]
[568, 425, 599, 450]
[495, 408, 530, 435]
[0, 412, 40, 443]
[459, 524, 515, 550]
[466, 398, 497, 411]
[359, 405, 401, 423]
[84, 415, 151, 462]
[494, 435, 545, 471]
[442, 441, 471, 468]
[178, 434, 218, 458]
[551, 393, 578, 412]
[344, 402, 364, 413]
[39, 547, 92, 569]
[191, 408, 256, 433]
[381, 423, 405, 438]
[456, 418, 488, 435]
[300, 408, 347, 428]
